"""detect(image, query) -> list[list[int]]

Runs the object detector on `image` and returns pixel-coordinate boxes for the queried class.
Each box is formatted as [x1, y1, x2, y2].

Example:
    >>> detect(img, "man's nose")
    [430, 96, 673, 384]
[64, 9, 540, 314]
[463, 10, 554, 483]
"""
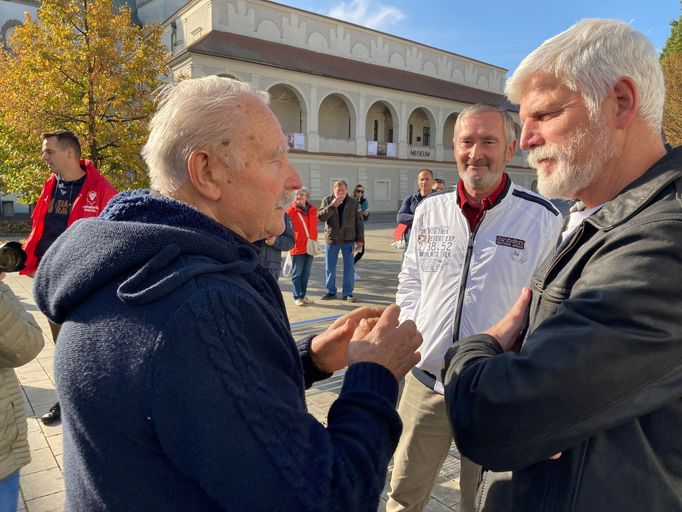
[469, 143, 483, 160]
[520, 121, 543, 151]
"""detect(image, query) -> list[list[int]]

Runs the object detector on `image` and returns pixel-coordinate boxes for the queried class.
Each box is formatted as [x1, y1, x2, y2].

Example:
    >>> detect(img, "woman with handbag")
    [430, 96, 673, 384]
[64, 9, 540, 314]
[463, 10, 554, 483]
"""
[286, 187, 319, 306]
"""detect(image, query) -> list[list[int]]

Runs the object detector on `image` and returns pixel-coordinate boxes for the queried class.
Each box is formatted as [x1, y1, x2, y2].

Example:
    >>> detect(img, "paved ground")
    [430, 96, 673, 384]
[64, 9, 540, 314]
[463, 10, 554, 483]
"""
[3, 222, 464, 511]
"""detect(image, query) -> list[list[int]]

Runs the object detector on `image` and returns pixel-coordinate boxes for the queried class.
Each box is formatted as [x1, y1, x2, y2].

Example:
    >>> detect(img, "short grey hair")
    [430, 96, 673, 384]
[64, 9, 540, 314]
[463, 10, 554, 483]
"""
[143, 76, 270, 194]
[506, 19, 664, 132]
[454, 104, 516, 147]
[296, 187, 309, 197]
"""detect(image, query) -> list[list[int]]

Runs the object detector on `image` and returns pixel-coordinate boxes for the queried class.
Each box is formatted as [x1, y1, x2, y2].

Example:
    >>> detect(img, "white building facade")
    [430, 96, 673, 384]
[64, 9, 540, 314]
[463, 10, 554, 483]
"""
[140, 0, 538, 212]
[1, 0, 540, 215]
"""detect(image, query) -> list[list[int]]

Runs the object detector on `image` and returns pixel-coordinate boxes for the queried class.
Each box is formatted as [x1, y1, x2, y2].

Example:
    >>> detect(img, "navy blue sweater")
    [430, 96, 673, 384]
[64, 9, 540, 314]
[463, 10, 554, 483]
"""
[34, 190, 401, 511]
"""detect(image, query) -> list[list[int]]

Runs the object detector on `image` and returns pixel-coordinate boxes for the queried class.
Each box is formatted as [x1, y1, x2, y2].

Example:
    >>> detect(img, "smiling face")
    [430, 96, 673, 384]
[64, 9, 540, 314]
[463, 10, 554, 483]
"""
[294, 189, 308, 207]
[454, 111, 515, 199]
[214, 98, 302, 241]
[519, 73, 615, 200]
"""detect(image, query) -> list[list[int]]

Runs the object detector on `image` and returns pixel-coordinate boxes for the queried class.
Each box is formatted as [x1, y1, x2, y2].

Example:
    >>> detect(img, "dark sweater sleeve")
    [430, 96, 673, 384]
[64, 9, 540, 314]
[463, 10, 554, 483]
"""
[297, 335, 333, 388]
[151, 289, 401, 512]
[396, 195, 414, 226]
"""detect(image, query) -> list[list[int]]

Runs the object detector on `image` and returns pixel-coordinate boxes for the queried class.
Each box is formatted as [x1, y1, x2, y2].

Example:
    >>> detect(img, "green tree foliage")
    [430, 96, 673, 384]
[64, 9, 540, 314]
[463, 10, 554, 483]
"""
[662, 3, 682, 60]
[0, 0, 169, 201]
[663, 2, 682, 147]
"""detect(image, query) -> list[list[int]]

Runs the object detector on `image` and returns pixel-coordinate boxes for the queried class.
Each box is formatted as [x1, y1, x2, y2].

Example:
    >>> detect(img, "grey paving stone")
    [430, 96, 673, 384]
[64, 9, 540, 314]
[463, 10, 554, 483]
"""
[20, 467, 64, 501]
[25, 491, 65, 512]
[22, 448, 59, 476]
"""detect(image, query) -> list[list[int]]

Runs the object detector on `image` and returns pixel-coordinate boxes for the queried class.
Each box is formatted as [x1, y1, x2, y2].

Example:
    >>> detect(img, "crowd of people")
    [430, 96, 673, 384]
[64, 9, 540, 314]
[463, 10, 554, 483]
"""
[2, 17, 680, 512]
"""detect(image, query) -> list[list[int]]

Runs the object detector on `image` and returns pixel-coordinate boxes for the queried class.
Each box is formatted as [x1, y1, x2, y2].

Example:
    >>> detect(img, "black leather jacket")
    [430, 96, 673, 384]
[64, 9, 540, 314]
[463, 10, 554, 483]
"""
[443, 148, 682, 512]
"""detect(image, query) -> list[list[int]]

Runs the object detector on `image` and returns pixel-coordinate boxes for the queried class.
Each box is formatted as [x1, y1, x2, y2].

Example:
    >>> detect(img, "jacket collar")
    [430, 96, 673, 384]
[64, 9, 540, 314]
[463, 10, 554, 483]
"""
[587, 147, 682, 231]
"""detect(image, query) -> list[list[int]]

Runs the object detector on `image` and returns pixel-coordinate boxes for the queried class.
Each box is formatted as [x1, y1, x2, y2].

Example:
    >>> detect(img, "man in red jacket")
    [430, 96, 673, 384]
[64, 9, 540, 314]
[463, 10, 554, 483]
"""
[22, 130, 117, 424]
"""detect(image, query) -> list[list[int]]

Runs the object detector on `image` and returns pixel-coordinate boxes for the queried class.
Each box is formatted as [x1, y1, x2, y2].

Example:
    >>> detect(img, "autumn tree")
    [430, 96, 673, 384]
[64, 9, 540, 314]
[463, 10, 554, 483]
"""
[663, 2, 682, 147]
[0, 0, 169, 201]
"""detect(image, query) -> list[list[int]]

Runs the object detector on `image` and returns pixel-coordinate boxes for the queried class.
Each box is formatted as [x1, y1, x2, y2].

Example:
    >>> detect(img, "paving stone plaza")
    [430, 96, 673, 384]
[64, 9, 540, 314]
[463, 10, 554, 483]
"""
[4, 221, 464, 511]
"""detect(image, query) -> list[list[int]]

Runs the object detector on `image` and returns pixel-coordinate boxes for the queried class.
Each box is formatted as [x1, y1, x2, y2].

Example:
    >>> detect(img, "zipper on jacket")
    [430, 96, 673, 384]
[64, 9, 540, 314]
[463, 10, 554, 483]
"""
[453, 211, 486, 339]
[541, 223, 585, 289]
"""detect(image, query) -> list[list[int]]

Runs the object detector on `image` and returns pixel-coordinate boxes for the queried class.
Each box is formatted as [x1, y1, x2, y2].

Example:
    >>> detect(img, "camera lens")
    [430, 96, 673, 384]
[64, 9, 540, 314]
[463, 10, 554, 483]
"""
[0, 242, 27, 273]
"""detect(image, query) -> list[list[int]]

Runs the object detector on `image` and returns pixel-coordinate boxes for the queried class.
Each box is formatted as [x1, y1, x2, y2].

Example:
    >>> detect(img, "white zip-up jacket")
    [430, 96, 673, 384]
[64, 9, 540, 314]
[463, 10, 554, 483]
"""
[397, 179, 563, 390]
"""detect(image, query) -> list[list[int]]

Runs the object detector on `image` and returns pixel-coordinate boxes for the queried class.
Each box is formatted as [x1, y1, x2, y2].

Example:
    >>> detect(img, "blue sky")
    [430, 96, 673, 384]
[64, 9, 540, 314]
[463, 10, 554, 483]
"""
[278, 0, 680, 74]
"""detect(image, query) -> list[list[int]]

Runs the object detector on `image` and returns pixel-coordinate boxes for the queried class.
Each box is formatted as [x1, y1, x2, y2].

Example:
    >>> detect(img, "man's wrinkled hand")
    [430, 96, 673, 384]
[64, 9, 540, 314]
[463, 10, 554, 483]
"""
[309, 307, 384, 373]
[347, 304, 422, 380]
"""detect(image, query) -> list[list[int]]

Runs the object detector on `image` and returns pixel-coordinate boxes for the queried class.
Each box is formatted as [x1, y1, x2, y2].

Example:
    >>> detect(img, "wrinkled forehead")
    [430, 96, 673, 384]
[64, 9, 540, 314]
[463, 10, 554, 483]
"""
[519, 73, 579, 107]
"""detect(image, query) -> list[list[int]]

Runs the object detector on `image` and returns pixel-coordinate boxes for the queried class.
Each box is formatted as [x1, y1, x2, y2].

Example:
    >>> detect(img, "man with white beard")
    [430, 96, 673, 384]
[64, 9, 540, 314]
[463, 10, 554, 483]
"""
[443, 19, 682, 512]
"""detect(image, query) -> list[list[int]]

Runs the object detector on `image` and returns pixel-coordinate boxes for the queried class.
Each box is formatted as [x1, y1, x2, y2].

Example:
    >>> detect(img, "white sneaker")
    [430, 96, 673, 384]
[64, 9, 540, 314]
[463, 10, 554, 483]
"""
[294, 299, 305, 306]
[354, 272, 360, 280]
[301, 297, 315, 304]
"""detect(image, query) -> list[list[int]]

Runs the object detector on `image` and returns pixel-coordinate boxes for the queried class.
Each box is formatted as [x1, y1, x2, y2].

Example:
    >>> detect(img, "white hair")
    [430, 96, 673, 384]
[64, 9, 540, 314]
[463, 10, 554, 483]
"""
[506, 19, 664, 132]
[455, 104, 516, 147]
[143, 76, 270, 194]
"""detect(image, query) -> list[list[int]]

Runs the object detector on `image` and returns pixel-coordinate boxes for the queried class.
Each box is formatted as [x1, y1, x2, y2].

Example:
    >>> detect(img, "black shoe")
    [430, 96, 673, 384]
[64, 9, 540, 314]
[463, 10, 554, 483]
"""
[320, 293, 337, 300]
[40, 402, 61, 425]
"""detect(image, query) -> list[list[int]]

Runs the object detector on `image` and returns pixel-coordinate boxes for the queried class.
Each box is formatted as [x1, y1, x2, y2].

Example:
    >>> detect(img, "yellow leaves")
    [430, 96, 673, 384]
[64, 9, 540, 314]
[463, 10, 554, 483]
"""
[662, 52, 682, 147]
[0, 0, 169, 196]
[663, 8, 682, 147]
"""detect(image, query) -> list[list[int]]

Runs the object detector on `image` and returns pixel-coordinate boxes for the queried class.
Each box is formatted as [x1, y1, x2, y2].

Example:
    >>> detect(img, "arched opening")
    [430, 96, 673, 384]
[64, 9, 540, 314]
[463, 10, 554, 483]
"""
[442, 112, 459, 162]
[407, 107, 434, 160]
[318, 93, 356, 154]
[269, 84, 307, 150]
[365, 101, 397, 157]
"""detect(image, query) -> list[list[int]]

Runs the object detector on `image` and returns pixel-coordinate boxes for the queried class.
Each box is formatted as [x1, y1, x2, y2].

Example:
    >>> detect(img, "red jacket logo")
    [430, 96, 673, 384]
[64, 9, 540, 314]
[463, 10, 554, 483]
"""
[87, 191, 97, 204]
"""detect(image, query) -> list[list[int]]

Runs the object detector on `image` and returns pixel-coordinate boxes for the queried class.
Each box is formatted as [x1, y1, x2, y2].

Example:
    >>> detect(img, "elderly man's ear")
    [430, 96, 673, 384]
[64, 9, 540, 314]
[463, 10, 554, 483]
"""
[612, 77, 638, 130]
[187, 150, 224, 201]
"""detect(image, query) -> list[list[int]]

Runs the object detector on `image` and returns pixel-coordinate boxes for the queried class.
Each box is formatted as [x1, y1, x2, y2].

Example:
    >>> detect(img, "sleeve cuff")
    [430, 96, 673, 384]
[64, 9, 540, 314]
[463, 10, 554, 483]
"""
[297, 335, 333, 389]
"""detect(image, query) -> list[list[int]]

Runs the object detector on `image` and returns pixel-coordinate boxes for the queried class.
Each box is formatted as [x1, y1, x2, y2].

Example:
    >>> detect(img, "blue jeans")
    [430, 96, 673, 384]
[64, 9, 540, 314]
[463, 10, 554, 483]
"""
[291, 254, 314, 299]
[0, 470, 19, 512]
[325, 242, 355, 296]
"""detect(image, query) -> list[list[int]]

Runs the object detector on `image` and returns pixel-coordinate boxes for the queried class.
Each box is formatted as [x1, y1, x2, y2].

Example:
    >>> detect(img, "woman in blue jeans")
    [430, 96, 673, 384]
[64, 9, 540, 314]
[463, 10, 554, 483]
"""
[285, 188, 319, 306]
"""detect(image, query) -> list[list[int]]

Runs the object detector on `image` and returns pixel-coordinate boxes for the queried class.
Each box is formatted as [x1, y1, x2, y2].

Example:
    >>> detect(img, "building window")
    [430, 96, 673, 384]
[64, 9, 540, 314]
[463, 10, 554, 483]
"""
[373, 120, 378, 141]
[423, 127, 430, 146]
[374, 179, 390, 200]
[408, 124, 413, 145]
[1, 201, 13, 218]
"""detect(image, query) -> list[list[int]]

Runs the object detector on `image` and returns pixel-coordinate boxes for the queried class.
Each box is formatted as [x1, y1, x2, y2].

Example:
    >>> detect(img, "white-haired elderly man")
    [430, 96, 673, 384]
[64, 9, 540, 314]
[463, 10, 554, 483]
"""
[34, 76, 422, 511]
[443, 19, 682, 512]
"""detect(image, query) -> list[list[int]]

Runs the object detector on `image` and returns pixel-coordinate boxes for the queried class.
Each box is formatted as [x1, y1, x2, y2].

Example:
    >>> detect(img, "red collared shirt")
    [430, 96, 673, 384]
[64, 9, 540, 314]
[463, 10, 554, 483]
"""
[457, 173, 508, 232]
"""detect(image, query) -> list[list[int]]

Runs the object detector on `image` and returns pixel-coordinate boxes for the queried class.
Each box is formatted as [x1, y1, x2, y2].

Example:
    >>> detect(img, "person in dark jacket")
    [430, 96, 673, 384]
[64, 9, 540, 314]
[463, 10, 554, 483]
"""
[396, 169, 433, 248]
[443, 19, 682, 512]
[317, 180, 364, 302]
[34, 76, 422, 512]
[256, 212, 294, 280]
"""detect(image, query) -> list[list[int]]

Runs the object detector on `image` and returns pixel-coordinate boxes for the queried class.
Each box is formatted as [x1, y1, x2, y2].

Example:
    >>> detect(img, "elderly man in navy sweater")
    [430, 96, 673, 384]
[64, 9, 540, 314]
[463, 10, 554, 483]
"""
[34, 76, 422, 512]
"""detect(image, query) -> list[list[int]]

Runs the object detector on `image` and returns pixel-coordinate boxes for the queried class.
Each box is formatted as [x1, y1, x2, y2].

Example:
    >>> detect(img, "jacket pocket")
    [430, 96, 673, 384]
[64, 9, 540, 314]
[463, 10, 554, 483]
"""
[0, 397, 18, 455]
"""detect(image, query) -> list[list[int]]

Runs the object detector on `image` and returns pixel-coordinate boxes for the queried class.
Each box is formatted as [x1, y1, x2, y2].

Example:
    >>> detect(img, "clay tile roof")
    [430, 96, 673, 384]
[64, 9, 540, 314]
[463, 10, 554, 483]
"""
[183, 31, 515, 109]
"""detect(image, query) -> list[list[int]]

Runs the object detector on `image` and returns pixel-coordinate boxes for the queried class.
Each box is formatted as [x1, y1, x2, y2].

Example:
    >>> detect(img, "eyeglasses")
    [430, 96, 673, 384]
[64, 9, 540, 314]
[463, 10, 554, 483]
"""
[355, 189, 364, 193]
